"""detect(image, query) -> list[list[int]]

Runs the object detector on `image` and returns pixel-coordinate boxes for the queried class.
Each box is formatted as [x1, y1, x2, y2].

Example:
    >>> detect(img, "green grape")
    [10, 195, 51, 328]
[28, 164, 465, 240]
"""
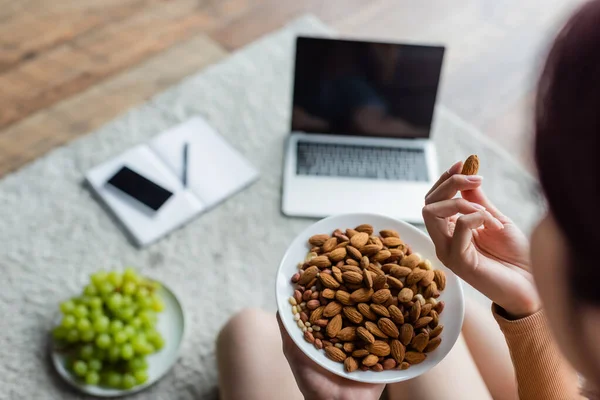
[133, 370, 148, 384]
[66, 329, 80, 343]
[107, 293, 123, 310]
[98, 282, 115, 296]
[93, 316, 110, 333]
[91, 271, 108, 288]
[123, 267, 139, 283]
[131, 318, 142, 329]
[84, 284, 98, 296]
[60, 300, 76, 315]
[79, 296, 92, 306]
[152, 297, 165, 312]
[94, 348, 107, 361]
[121, 295, 133, 307]
[79, 344, 95, 360]
[89, 297, 103, 309]
[88, 359, 102, 371]
[122, 282, 137, 296]
[95, 333, 111, 349]
[128, 357, 148, 371]
[77, 318, 92, 332]
[89, 309, 104, 321]
[146, 330, 164, 349]
[108, 271, 123, 288]
[73, 305, 88, 319]
[106, 372, 122, 388]
[52, 326, 67, 340]
[61, 315, 76, 329]
[109, 320, 124, 334]
[121, 343, 134, 360]
[143, 343, 156, 355]
[123, 325, 136, 339]
[138, 296, 153, 310]
[131, 337, 148, 354]
[135, 287, 149, 300]
[118, 307, 135, 321]
[85, 371, 100, 385]
[139, 311, 156, 327]
[108, 345, 121, 362]
[113, 331, 128, 344]
[80, 329, 95, 342]
[121, 373, 136, 389]
[73, 360, 88, 377]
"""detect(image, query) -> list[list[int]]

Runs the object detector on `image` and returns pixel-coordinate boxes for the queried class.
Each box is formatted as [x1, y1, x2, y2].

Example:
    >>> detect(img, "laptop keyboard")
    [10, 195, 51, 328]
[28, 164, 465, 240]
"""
[296, 141, 429, 181]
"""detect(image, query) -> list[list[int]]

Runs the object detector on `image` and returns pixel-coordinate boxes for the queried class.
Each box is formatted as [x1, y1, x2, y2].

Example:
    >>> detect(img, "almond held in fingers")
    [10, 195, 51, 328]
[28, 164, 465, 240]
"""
[461, 154, 480, 175]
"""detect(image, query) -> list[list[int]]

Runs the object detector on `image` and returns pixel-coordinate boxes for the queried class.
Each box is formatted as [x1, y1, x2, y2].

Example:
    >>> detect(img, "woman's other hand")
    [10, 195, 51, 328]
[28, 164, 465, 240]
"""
[277, 313, 385, 400]
[422, 161, 541, 318]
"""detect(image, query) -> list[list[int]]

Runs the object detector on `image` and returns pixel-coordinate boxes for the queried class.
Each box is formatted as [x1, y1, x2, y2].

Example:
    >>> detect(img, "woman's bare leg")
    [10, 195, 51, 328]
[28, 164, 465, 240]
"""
[216, 308, 303, 400]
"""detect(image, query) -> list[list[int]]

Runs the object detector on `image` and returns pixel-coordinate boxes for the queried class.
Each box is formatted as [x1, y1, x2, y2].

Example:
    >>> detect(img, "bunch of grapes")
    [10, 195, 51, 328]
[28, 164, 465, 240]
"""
[52, 268, 165, 389]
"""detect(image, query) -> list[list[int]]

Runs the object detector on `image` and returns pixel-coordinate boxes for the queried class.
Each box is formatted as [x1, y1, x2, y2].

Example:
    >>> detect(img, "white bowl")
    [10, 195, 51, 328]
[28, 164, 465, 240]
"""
[275, 213, 465, 384]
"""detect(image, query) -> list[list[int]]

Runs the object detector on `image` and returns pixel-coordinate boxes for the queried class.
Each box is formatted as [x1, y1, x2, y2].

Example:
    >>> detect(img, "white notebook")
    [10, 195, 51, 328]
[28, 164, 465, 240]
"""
[86, 117, 259, 247]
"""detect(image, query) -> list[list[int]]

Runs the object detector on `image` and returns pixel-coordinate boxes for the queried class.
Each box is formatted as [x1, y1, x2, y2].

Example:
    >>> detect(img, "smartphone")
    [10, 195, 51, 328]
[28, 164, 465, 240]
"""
[107, 166, 174, 211]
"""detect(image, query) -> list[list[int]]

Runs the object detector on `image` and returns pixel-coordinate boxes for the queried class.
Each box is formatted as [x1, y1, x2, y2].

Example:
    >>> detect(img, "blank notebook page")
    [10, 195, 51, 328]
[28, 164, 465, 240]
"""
[149, 117, 259, 208]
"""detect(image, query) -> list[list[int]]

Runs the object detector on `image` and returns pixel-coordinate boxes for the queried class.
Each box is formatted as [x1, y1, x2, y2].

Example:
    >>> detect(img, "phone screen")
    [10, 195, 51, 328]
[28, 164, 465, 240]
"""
[107, 166, 174, 211]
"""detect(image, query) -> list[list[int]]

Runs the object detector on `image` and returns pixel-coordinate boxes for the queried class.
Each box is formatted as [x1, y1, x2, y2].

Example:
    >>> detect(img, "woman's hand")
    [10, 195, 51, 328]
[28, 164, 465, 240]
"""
[277, 314, 385, 400]
[422, 161, 541, 318]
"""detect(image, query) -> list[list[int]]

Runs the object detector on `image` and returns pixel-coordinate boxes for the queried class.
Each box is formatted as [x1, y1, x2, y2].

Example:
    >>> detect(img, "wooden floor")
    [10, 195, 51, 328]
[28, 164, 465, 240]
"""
[0, 0, 586, 177]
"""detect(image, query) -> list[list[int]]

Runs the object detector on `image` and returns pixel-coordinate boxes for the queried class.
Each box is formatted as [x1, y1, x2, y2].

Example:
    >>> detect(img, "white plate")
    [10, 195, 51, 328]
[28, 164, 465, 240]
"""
[50, 283, 185, 397]
[275, 213, 465, 384]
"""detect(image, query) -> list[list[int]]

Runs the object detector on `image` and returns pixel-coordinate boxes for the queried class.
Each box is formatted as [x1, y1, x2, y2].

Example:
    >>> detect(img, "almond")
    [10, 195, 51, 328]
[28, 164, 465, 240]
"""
[306, 299, 321, 310]
[409, 301, 421, 322]
[326, 314, 343, 338]
[411, 332, 429, 352]
[346, 246, 362, 260]
[332, 266, 343, 283]
[378, 318, 400, 338]
[418, 259, 433, 271]
[420, 303, 433, 317]
[321, 288, 336, 299]
[363, 269, 373, 288]
[382, 358, 397, 370]
[370, 304, 390, 318]
[420, 270, 435, 286]
[323, 301, 343, 317]
[362, 354, 379, 367]
[309, 256, 332, 268]
[325, 346, 347, 363]
[342, 271, 363, 285]
[424, 337, 442, 353]
[298, 266, 319, 285]
[381, 263, 396, 274]
[322, 237, 338, 253]
[434, 301, 445, 314]
[344, 356, 359, 372]
[319, 273, 341, 289]
[304, 331, 315, 344]
[333, 229, 349, 241]
[399, 361, 410, 370]
[366, 340, 391, 357]
[367, 263, 385, 276]
[406, 268, 427, 285]
[346, 228, 358, 238]
[434, 270, 447, 291]
[360, 245, 380, 257]
[342, 342, 355, 353]
[309, 306, 325, 324]
[380, 229, 400, 238]
[352, 349, 370, 358]
[370, 236, 383, 247]
[386, 276, 404, 290]
[382, 237, 403, 247]
[400, 324, 414, 345]
[336, 327, 357, 341]
[400, 254, 421, 269]
[405, 351, 426, 365]
[350, 232, 369, 249]
[390, 340, 406, 363]
[368, 273, 385, 290]
[390, 266, 412, 278]
[340, 264, 362, 274]
[328, 247, 347, 263]
[461, 154, 480, 175]
[309, 234, 330, 246]
[314, 319, 329, 328]
[389, 248, 405, 259]
[334, 290, 353, 305]
[350, 288, 373, 303]
[356, 326, 376, 344]
[373, 250, 392, 263]
[372, 289, 391, 304]
[357, 303, 378, 321]
[365, 321, 388, 339]
[430, 310, 439, 328]
[343, 306, 363, 324]
[430, 324, 443, 338]
[388, 305, 405, 324]
[355, 224, 374, 235]
[398, 288, 414, 303]
[414, 316, 433, 329]
[314, 339, 323, 349]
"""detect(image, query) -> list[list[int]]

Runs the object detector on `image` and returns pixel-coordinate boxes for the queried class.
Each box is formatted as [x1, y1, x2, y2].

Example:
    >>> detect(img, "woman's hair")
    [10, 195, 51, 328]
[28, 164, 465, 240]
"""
[535, 0, 600, 305]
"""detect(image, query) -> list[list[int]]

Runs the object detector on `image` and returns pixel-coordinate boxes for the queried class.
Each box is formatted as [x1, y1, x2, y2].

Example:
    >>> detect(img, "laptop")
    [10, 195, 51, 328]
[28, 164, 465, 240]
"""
[282, 36, 445, 223]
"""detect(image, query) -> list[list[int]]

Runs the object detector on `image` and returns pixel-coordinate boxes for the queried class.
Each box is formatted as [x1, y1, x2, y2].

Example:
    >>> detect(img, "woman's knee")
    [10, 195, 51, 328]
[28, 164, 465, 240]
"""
[217, 308, 274, 348]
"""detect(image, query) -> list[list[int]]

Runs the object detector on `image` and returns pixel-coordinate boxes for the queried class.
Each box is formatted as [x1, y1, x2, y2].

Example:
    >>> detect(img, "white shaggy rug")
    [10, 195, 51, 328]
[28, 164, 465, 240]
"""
[0, 15, 541, 400]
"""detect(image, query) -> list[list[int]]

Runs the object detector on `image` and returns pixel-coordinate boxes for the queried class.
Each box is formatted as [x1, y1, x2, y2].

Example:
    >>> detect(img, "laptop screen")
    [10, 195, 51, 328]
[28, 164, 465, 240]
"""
[291, 37, 445, 139]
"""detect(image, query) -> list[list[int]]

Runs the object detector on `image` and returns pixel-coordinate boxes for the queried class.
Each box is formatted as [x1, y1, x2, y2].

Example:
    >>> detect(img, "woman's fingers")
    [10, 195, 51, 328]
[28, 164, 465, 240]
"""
[450, 211, 503, 259]
[425, 161, 463, 198]
[461, 188, 506, 220]
[422, 199, 486, 256]
[425, 174, 484, 205]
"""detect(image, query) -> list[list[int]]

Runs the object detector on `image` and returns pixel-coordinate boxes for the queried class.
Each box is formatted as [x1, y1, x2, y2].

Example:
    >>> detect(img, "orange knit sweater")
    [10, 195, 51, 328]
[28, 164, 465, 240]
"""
[493, 306, 583, 400]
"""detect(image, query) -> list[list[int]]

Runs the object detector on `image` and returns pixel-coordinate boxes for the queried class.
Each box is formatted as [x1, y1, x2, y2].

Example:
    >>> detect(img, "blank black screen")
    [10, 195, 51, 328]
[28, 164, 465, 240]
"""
[292, 37, 445, 139]
[107, 166, 173, 211]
